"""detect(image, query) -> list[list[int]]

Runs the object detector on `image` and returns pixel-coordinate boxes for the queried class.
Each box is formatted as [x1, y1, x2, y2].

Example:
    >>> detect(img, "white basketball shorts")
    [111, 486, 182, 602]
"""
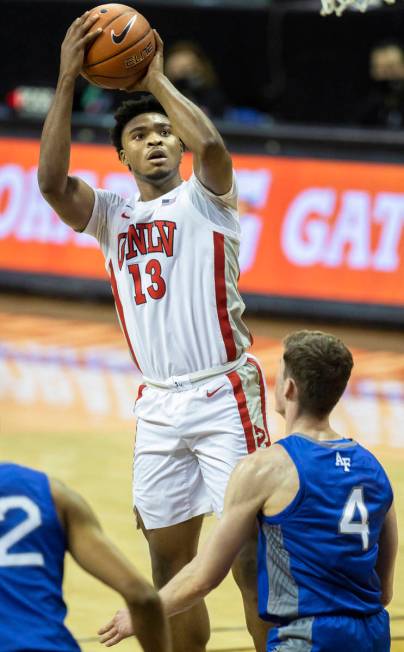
[132, 355, 270, 530]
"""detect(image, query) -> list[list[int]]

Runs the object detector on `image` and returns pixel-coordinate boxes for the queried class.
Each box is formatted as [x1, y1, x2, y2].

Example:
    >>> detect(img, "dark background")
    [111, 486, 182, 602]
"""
[1, 0, 404, 325]
[2, 0, 404, 124]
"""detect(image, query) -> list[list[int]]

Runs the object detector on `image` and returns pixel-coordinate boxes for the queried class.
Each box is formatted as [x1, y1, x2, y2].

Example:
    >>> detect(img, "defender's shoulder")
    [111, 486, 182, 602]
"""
[235, 443, 294, 486]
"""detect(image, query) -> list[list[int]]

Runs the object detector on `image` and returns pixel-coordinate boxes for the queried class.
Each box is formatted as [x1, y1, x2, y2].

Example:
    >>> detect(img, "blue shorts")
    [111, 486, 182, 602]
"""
[267, 610, 390, 651]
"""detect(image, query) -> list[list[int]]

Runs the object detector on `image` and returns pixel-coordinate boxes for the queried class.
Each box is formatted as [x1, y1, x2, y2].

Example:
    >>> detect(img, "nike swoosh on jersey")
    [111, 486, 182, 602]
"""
[121, 212, 131, 219]
[111, 16, 137, 45]
[206, 384, 225, 398]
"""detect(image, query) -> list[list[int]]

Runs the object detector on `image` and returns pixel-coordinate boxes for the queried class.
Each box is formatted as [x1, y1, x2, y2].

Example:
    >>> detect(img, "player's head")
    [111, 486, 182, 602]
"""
[110, 93, 183, 184]
[275, 330, 353, 420]
[370, 39, 404, 82]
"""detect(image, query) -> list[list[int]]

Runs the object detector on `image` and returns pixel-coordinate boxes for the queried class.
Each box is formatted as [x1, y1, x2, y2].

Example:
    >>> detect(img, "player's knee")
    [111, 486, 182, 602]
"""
[150, 552, 194, 589]
[232, 546, 258, 595]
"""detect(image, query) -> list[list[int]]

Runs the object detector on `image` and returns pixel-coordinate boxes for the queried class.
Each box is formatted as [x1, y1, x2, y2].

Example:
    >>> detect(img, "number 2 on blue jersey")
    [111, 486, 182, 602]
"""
[0, 496, 45, 567]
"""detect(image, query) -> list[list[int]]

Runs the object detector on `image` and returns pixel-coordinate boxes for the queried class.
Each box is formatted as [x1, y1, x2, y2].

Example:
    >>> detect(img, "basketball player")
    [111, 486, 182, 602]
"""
[99, 330, 398, 651]
[0, 462, 170, 652]
[38, 11, 270, 652]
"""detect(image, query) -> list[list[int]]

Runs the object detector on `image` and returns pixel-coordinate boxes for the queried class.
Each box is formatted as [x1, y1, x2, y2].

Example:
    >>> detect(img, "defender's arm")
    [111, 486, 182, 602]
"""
[51, 479, 171, 652]
[159, 454, 268, 616]
[376, 503, 398, 606]
[98, 445, 291, 647]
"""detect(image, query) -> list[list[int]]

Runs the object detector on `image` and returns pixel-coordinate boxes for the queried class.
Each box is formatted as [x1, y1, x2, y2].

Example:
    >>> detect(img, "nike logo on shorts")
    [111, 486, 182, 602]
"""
[111, 16, 137, 45]
[206, 384, 225, 398]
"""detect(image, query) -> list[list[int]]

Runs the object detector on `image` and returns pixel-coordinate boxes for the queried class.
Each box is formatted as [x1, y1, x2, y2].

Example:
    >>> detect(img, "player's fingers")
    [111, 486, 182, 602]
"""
[99, 633, 117, 645]
[82, 12, 100, 33]
[69, 12, 96, 39]
[153, 30, 164, 51]
[99, 627, 117, 643]
[72, 11, 89, 29]
[103, 632, 122, 647]
[81, 27, 103, 46]
[98, 619, 116, 635]
[66, 14, 84, 36]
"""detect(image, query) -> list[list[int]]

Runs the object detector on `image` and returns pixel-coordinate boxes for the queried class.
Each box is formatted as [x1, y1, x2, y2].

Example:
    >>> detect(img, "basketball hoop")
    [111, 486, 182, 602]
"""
[321, 0, 396, 16]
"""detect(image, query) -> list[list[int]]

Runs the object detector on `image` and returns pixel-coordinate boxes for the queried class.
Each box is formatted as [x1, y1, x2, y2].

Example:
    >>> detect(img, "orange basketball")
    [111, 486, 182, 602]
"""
[81, 3, 156, 90]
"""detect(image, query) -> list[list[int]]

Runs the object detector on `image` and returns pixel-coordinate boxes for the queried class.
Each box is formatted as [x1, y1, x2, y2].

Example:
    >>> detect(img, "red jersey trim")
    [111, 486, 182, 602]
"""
[247, 357, 271, 445]
[213, 232, 237, 362]
[108, 260, 141, 372]
[227, 370, 256, 454]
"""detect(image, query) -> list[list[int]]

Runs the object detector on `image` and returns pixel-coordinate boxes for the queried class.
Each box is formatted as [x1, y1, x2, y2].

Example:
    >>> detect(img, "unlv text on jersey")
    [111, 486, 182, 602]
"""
[118, 220, 177, 270]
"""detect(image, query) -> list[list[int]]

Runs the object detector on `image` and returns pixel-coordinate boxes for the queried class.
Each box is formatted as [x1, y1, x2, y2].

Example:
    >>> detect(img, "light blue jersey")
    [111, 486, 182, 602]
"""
[0, 463, 80, 652]
[258, 435, 393, 623]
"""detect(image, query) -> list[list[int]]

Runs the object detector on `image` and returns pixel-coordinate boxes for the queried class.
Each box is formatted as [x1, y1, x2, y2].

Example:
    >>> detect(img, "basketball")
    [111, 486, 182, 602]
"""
[81, 3, 156, 90]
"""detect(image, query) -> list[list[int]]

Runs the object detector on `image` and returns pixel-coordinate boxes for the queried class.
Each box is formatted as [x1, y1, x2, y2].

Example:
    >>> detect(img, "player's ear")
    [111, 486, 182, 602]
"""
[177, 139, 185, 163]
[284, 377, 296, 401]
[120, 149, 131, 171]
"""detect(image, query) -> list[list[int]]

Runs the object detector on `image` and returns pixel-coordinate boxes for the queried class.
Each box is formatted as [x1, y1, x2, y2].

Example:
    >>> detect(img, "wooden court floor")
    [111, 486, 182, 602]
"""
[0, 294, 403, 652]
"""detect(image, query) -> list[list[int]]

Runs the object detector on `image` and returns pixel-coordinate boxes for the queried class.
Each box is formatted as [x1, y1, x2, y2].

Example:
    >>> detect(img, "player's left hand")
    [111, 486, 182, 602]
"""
[98, 609, 133, 647]
[124, 30, 164, 93]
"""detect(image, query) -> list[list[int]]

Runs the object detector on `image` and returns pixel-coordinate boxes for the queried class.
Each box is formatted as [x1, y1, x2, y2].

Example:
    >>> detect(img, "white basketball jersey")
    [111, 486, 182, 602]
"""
[84, 173, 251, 382]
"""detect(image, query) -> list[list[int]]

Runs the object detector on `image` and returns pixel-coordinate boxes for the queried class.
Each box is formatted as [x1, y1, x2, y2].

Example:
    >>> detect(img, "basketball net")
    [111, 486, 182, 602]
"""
[321, 0, 396, 16]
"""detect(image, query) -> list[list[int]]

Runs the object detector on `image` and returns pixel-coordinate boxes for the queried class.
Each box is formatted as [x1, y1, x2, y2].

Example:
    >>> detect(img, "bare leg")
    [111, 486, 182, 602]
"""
[232, 536, 272, 652]
[140, 513, 210, 652]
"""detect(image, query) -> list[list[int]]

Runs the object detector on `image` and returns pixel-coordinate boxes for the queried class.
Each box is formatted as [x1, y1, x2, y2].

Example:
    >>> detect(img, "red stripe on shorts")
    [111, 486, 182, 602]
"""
[247, 357, 271, 445]
[213, 232, 237, 361]
[136, 383, 146, 401]
[108, 260, 141, 372]
[227, 370, 256, 454]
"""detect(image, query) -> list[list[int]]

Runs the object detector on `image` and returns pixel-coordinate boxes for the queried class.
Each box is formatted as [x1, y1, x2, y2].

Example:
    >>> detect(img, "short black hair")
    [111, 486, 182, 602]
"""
[110, 93, 168, 157]
[283, 330, 353, 418]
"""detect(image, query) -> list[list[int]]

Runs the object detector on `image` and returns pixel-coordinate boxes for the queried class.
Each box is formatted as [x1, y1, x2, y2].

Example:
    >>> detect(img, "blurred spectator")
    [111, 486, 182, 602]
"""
[79, 83, 115, 114]
[357, 39, 404, 128]
[165, 41, 228, 118]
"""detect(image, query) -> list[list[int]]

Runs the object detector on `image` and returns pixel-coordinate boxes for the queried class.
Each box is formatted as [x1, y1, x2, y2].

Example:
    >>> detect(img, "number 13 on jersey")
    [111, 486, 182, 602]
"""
[128, 259, 167, 305]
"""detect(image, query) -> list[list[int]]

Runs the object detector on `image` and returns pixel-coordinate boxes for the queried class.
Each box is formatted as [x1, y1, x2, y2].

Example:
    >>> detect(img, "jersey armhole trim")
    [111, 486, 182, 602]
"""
[183, 177, 241, 242]
[260, 441, 306, 524]
[193, 170, 237, 201]
[45, 476, 68, 546]
[80, 187, 98, 236]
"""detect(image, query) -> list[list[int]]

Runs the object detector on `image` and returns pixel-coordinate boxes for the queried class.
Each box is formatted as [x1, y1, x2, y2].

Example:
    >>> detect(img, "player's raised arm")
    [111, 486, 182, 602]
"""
[376, 503, 398, 606]
[131, 31, 233, 196]
[37, 13, 101, 231]
[50, 479, 171, 652]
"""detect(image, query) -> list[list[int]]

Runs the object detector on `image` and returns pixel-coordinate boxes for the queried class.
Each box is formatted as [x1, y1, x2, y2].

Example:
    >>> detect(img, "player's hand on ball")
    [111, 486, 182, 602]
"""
[98, 609, 133, 647]
[60, 12, 102, 79]
[125, 30, 164, 92]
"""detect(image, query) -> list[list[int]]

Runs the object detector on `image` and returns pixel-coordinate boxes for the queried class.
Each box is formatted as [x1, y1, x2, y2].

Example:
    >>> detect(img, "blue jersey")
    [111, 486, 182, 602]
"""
[258, 434, 393, 622]
[0, 463, 80, 652]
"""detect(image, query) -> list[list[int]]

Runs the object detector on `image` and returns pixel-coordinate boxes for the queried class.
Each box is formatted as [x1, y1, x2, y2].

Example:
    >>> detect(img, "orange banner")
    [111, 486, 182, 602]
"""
[0, 137, 403, 306]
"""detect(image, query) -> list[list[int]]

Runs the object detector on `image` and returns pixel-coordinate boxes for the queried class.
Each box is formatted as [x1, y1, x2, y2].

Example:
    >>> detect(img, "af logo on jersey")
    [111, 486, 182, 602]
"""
[336, 451, 351, 472]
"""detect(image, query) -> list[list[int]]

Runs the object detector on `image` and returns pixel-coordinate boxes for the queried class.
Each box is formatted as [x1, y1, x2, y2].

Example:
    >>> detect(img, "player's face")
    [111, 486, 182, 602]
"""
[274, 357, 286, 417]
[120, 112, 183, 183]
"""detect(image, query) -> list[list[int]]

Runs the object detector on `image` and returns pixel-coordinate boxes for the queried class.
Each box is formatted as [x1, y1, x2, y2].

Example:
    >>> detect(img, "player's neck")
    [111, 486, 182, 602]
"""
[135, 172, 183, 202]
[286, 413, 342, 442]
